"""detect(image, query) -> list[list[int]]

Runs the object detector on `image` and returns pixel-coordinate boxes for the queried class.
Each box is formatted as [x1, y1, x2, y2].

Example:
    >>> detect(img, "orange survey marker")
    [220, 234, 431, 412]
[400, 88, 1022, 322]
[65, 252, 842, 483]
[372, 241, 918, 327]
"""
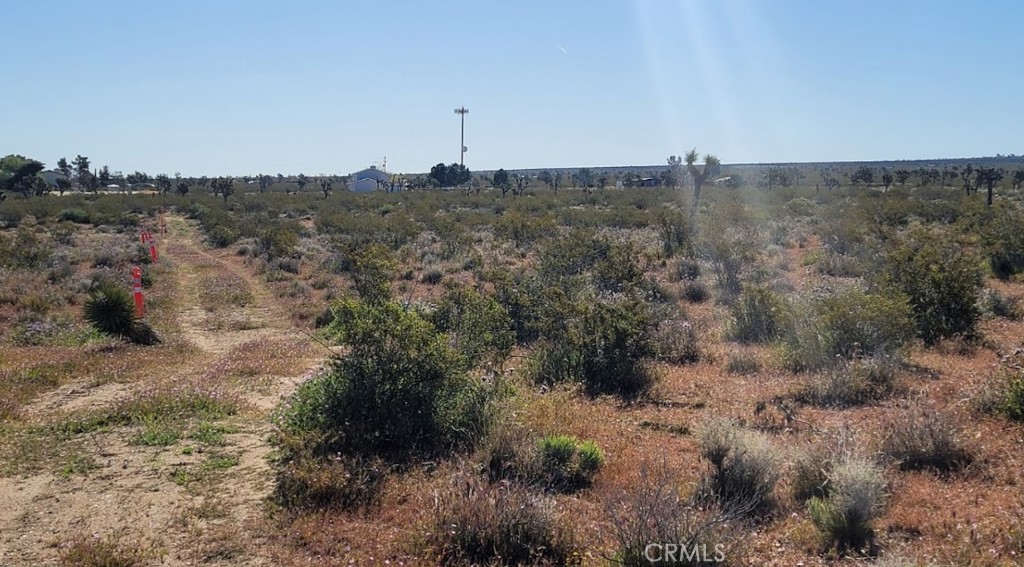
[140, 230, 158, 263]
[131, 266, 145, 318]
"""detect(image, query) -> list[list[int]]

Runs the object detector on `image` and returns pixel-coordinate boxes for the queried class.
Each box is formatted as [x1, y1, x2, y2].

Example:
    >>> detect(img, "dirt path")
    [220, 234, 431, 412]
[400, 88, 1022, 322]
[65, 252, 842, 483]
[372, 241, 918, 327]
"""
[0, 217, 326, 566]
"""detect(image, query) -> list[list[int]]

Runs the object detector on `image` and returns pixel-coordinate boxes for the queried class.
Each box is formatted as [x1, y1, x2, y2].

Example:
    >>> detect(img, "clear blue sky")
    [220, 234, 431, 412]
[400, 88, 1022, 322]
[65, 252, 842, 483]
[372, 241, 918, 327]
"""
[3, 1, 1022, 176]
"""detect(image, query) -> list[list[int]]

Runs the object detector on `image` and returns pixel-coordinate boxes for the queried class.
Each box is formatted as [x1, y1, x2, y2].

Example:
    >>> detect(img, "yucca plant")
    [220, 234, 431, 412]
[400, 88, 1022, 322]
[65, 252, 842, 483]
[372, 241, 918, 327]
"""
[83, 281, 159, 345]
[84, 282, 135, 338]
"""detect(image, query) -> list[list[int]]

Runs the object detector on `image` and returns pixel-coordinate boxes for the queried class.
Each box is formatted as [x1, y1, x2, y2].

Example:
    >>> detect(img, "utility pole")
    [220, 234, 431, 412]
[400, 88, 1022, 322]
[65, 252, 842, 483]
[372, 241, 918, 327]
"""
[454, 106, 469, 166]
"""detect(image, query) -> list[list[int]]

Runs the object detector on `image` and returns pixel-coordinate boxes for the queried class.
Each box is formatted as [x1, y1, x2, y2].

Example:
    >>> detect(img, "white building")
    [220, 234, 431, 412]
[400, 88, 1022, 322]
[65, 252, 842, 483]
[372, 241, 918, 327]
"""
[349, 166, 389, 193]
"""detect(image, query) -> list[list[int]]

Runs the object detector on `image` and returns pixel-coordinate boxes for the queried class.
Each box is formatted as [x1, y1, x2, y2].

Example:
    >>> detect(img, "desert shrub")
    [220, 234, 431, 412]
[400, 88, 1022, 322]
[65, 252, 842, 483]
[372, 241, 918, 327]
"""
[980, 204, 1024, 279]
[725, 351, 761, 375]
[529, 294, 658, 400]
[1006, 376, 1024, 422]
[344, 243, 396, 304]
[605, 462, 733, 566]
[272, 439, 385, 511]
[701, 225, 760, 302]
[791, 447, 831, 503]
[696, 419, 780, 515]
[59, 532, 150, 567]
[91, 245, 125, 268]
[881, 409, 972, 473]
[257, 225, 299, 260]
[652, 318, 701, 364]
[657, 209, 693, 257]
[815, 251, 864, 278]
[57, 208, 91, 224]
[482, 425, 536, 484]
[272, 257, 301, 274]
[726, 286, 789, 344]
[83, 282, 159, 345]
[206, 224, 239, 248]
[427, 473, 575, 566]
[484, 431, 605, 493]
[783, 287, 915, 371]
[536, 230, 644, 294]
[674, 257, 701, 282]
[534, 435, 604, 493]
[807, 457, 887, 554]
[282, 297, 494, 462]
[680, 281, 709, 303]
[0, 226, 52, 269]
[420, 268, 444, 284]
[797, 354, 901, 407]
[977, 288, 1021, 320]
[428, 281, 514, 369]
[996, 349, 1024, 422]
[492, 211, 558, 247]
[879, 228, 984, 345]
[490, 275, 540, 344]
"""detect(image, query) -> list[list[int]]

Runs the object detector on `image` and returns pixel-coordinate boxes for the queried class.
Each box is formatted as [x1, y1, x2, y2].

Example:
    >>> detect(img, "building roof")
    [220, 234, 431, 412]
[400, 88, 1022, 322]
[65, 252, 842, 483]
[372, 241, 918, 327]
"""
[351, 166, 389, 182]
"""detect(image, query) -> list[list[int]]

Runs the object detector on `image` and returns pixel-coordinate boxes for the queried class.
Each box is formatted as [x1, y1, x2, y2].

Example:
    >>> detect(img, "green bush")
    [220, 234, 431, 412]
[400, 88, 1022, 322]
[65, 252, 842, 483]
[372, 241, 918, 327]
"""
[536, 230, 644, 294]
[534, 435, 605, 492]
[726, 286, 789, 344]
[428, 282, 514, 370]
[1006, 376, 1024, 422]
[807, 457, 887, 555]
[657, 209, 693, 258]
[999, 349, 1024, 421]
[880, 228, 984, 345]
[980, 204, 1024, 279]
[492, 271, 545, 344]
[783, 287, 915, 371]
[57, 208, 91, 224]
[345, 243, 396, 304]
[257, 225, 299, 260]
[206, 224, 239, 248]
[281, 297, 494, 462]
[529, 295, 658, 400]
[0, 226, 52, 269]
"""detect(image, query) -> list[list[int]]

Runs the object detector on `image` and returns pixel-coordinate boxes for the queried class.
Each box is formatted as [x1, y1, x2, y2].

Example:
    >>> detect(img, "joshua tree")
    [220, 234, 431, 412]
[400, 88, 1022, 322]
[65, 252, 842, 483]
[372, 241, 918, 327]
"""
[881, 171, 894, 191]
[684, 148, 720, 225]
[960, 164, 975, 195]
[975, 167, 1004, 207]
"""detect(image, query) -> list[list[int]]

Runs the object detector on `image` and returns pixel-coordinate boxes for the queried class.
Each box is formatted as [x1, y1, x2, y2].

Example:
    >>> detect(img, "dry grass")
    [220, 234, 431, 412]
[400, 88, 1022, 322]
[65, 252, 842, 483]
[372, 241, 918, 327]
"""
[2, 201, 1024, 566]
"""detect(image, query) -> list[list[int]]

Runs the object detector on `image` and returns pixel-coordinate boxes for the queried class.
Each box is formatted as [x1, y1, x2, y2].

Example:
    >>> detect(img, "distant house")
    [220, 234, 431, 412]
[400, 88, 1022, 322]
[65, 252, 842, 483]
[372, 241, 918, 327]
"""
[349, 166, 389, 193]
[39, 170, 68, 187]
[638, 177, 658, 187]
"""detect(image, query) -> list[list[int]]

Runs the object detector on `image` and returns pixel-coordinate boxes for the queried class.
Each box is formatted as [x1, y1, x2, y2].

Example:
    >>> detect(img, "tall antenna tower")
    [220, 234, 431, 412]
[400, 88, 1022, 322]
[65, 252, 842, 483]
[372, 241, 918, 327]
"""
[454, 106, 469, 166]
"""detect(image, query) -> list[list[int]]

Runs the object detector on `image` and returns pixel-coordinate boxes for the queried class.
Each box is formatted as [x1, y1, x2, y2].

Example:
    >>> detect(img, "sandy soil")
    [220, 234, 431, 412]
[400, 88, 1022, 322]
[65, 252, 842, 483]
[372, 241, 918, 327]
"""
[0, 217, 324, 566]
